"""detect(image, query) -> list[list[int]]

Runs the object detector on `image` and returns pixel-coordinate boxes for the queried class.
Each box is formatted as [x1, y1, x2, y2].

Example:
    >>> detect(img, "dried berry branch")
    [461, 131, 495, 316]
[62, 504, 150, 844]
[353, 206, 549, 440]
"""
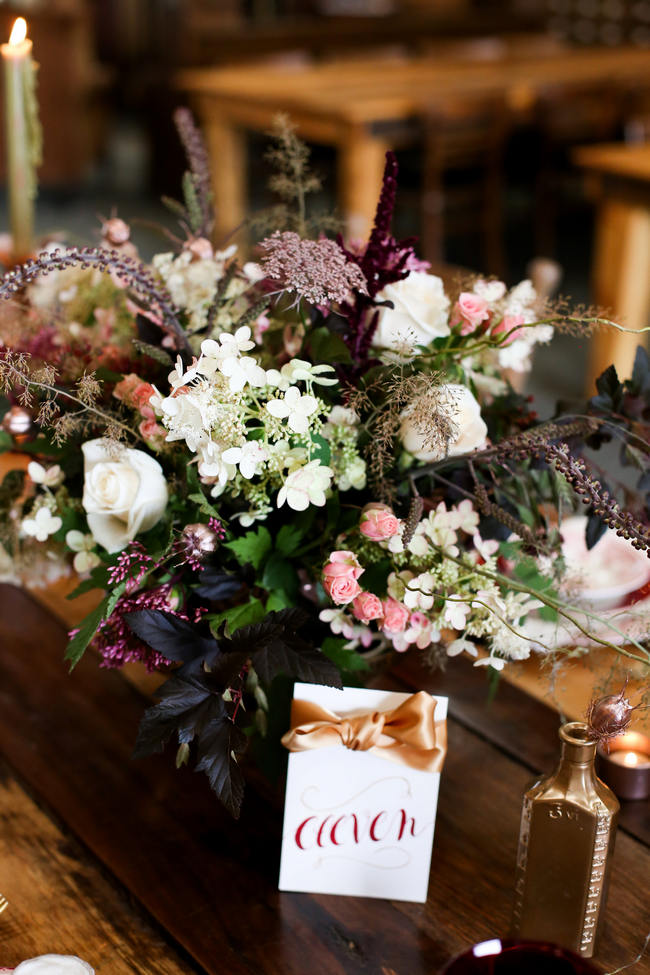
[546, 443, 650, 556]
[0, 247, 191, 353]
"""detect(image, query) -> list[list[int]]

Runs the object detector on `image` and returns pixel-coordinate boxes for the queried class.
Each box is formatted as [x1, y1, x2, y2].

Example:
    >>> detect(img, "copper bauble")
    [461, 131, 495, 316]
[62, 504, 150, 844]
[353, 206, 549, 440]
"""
[586, 687, 637, 744]
[180, 523, 220, 561]
[2, 405, 33, 440]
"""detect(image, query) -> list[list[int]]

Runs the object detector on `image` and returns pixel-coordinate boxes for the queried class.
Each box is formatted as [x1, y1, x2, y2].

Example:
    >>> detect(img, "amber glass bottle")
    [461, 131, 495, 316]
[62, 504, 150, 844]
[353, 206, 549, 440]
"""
[511, 721, 619, 958]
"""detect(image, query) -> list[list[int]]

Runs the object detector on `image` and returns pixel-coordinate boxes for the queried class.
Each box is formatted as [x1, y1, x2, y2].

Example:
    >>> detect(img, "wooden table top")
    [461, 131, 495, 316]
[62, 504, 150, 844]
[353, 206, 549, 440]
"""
[179, 46, 650, 124]
[0, 584, 648, 974]
[574, 142, 650, 183]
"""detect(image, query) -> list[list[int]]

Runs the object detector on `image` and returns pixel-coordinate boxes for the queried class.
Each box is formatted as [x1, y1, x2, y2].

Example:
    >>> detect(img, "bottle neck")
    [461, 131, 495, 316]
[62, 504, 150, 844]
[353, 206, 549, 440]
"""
[559, 722, 598, 767]
[553, 722, 599, 790]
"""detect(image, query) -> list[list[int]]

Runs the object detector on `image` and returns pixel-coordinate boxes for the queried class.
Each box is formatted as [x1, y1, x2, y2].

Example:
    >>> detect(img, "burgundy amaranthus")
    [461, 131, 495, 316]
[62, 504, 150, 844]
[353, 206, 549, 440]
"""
[88, 583, 204, 671]
[259, 231, 368, 305]
[337, 152, 420, 368]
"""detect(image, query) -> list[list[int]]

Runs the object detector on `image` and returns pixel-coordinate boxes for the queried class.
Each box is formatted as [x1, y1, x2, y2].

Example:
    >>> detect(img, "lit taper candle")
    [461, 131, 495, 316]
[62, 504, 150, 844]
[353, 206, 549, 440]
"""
[1, 18, 42, 261]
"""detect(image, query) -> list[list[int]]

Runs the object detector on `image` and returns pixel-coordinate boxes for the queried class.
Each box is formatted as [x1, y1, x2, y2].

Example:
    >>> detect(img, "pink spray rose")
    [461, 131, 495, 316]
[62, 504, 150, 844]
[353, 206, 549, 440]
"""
[359, 503, 401, 542]
[453, 292, 490, 334]
[381, 598, 410, 633]
[323, 551, 364, 605]
[352, 591, 384, 624]
[491, 314, 525, 346]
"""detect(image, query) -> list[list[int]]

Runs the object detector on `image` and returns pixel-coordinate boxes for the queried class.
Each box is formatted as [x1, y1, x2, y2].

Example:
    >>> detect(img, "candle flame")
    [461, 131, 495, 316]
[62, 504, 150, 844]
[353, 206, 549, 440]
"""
[622, 751, 644, 767]
[8, 18, 27, 47]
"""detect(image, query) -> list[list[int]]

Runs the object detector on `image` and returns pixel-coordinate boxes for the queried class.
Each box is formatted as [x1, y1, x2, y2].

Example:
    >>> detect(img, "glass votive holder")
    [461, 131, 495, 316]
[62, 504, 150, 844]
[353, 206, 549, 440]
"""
[596, 730, 650, 801]
[440, 939, 601, 974]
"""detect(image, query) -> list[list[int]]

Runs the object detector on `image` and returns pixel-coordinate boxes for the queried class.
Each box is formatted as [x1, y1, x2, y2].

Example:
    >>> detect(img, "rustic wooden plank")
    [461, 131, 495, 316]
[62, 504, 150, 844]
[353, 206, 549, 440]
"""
[0, 761, 194, 974]
[0, 583, 648, 975]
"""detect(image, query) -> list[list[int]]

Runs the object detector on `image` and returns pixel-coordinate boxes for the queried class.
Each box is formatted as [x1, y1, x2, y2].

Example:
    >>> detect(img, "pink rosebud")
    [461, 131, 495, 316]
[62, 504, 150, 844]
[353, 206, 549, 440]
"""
[132, 381, 156, 418]
[453, 292, 490, 334]
[352, 591, 384, 624]
[491, 314, 525, 346]
[139, 418, 166, 444]
[323, 551, 364, 605]
[359, 503, 400, 542]
[381, 598, 410, 633]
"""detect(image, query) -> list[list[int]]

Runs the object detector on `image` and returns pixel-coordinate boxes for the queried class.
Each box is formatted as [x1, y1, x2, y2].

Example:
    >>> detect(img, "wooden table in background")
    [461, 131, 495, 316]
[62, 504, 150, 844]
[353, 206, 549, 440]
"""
[0, 584, 648, 974]
[179, 46, 650, 242]
[575, 142, 650, 393]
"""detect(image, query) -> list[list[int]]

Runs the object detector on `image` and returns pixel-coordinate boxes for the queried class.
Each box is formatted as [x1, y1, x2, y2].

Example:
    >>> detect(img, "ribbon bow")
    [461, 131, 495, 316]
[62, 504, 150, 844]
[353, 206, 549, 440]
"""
[281, 691, 446, 773]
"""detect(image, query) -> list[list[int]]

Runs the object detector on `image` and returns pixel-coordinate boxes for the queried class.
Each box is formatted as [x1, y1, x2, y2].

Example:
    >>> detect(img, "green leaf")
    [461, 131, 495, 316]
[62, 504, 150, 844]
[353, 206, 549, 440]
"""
[224, 525, 272, 571]
[132, 339, 173, 365]
[66, 565, 109, 600]
[0, 430, 13, 453]
[310, 432, 331, 467]
[321, 636, 369, 673]
[209, 598, 267, 637]
[187, 492, 221, 519]
[266, 591, 293, 611]
[276, 523, 304, 555]
[64, 595, 111, 670]
[359, 558, 391, 597]
[309, 326, 352, 364]
[262, 553, 298, 599]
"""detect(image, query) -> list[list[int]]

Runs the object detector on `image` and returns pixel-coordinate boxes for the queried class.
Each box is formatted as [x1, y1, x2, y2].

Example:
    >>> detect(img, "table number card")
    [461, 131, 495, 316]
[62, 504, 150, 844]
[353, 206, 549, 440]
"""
[278, 683, 448, 903]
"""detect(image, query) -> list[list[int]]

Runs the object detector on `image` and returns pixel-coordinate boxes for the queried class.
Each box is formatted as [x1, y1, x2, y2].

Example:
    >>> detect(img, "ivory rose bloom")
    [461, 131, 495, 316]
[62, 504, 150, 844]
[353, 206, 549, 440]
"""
[360, 503, 400, 541]
[322, 550, 364, 605]
[82, 440, 168, 553]
[381, 598, 410, 633]
[452, 292, 490, 334]
[372, 272, 450, 352]
[400, 383, 488, 462]
[352, 591, 384, 624]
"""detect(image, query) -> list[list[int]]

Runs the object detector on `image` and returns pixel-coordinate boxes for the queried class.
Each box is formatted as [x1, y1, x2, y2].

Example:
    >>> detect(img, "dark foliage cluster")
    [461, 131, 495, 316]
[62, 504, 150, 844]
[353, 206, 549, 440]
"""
[125, 602, 341, 817]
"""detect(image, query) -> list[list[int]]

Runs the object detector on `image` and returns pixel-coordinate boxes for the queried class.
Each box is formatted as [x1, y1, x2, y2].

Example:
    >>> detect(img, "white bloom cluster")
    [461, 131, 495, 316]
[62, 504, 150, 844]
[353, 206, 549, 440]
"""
[150, 327, 365, 514]
[152, 244, 243, 333]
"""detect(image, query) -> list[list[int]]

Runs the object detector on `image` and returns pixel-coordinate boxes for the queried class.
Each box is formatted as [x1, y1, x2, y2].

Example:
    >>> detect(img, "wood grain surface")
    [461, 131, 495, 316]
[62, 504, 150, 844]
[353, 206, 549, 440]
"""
[0, 583, 648, 974]
[0, 762, 194, 973]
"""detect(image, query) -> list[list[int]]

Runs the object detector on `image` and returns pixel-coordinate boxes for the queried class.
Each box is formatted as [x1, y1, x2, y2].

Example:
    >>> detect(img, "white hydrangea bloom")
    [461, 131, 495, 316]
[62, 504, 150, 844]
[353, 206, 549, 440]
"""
[27, 461, 63, 488]
[219, 355, 267, 393]
[280, 359, 338, 386]
[221, 441, 269, 479]
[266, 386, 319, 435]
[277, 460, 333, 510]
[65, 530, 101, 573]
[337, 455, 366, 491]
[403, 572, 437, 611]
[22, 507, 62, 542]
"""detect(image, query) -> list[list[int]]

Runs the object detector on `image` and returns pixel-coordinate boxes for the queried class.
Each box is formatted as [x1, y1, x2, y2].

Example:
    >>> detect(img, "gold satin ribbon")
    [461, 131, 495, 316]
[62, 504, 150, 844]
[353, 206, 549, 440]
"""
[281, 691, 447, 773]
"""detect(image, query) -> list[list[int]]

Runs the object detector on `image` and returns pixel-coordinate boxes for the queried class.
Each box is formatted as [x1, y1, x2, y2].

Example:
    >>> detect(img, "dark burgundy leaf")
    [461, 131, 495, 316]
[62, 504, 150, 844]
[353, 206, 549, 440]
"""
[195, 713, 248, 819]
[125, 609, 216, 663]
[193, 569, 243, 600]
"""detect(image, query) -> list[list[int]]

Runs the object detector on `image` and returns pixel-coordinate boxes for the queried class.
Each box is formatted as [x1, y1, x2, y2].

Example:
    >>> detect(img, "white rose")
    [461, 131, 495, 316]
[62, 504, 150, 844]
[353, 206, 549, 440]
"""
[14, 956, 94, 975]
[372, 272, 450, 352]
[82, 440, 168, 553]
[400, 383, 488, 462]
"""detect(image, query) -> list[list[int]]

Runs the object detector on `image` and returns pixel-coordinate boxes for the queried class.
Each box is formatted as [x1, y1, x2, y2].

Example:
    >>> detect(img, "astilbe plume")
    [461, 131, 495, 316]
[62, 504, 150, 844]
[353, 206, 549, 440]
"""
[259, 231, 368, 305]
[0, 247, 191, 353]
[89, 583, 203, 671]
[337, 152, 420, 369]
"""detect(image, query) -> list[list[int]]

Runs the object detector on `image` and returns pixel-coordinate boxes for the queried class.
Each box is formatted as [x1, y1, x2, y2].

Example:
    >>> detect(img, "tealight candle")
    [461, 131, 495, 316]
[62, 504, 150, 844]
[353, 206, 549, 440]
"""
[596, 731, 650, 801]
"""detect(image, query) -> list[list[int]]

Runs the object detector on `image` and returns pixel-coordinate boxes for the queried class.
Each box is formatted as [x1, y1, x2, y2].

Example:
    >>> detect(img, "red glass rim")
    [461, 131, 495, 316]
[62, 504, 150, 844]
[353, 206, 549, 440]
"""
[440, 938, 601, 973]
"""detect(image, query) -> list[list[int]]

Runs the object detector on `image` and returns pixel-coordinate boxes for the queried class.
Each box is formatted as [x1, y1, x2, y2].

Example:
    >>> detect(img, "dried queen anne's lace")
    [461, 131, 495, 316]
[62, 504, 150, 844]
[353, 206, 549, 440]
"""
[259, 231, 369, 305]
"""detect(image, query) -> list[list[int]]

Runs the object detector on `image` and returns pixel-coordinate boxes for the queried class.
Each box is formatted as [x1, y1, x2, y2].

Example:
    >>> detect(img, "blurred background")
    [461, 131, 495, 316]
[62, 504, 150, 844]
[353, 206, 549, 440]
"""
[2, 0, 650, 403]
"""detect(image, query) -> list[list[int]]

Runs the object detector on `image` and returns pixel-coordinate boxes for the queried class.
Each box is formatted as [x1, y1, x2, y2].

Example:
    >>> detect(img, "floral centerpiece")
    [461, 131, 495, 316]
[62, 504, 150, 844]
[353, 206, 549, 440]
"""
[0, 113, 648, 816]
